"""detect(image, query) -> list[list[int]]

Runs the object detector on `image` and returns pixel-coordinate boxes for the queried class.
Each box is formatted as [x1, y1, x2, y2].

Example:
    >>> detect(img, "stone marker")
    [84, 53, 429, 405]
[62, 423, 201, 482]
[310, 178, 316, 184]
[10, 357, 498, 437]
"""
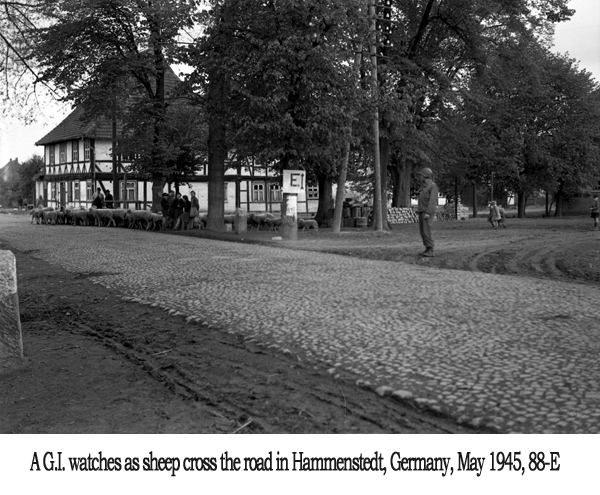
[235, 208, 247, 235]
[0, 250, 23, 360]
[280, 193, 298, 241]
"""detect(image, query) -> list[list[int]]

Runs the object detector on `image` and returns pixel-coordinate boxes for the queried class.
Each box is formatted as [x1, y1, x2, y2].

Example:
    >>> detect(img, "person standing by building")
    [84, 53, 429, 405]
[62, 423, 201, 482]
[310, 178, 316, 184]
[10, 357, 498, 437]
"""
[590, 194, 599, 231]
[417, 167, 438, 257]
[104, 189, 114, 208]
[178, 194, 192, 230]
[189, 190, 199, 229]
[171, 192, 185, 230]
[91, 187, 104, 209]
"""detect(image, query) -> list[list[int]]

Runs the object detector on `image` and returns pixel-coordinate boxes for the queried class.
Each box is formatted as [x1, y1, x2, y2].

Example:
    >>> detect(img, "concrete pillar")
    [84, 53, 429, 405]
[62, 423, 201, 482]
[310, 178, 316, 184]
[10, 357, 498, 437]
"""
[0, 251, 23, 360]
[280, 193, 298, 241]
[235, 208, 247, 235]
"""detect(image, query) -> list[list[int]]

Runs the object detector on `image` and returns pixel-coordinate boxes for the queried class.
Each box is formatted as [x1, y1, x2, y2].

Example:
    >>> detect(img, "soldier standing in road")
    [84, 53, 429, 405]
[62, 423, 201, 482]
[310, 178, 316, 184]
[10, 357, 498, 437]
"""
[591, 194, 599, 231]
[417, 167, 438, 257]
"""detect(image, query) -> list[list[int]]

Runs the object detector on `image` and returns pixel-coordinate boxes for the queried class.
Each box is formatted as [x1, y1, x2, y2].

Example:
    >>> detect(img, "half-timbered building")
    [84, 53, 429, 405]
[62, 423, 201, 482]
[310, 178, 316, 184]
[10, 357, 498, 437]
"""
[34, 68, 320, 214]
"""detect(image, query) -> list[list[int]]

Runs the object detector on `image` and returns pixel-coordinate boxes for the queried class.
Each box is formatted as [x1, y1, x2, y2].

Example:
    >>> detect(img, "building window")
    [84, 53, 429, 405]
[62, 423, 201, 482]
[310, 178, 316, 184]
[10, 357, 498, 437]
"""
[224, 183, 228, 203]
[121, 152, 139, 162]
[307, 186, 319, 199]
[59, 142, 67, 164]
[67, 182, 73, 202]
[84, 139, 91, 161]
[72, 141, 79, 162]
[270, 184, 282, 202]
[252, 183, 264, 202]
[121, 181, 136, 201]
[51, 182, 57, 200]
[74, 182, 80, 201]
[86, 180, 93, 201]
[49, 145, 55, 165]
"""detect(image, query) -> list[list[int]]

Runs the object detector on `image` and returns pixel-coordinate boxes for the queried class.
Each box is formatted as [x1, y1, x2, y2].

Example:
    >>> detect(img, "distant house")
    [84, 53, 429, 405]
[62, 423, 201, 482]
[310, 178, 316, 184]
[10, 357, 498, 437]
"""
[1, 157, 19, 183]
[0, 158, 20, 207]
[34, 70, 320, 214]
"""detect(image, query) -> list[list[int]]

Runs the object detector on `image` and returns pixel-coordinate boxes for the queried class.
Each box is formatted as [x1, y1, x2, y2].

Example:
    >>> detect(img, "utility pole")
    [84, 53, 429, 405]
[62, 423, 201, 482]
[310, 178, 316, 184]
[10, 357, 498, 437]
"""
[369, 0, 383, 232]
[455, 175, 458, 219]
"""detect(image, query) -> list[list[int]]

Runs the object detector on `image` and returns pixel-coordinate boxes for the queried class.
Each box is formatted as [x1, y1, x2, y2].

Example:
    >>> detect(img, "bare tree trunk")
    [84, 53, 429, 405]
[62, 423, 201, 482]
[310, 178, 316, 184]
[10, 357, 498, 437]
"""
[553, 183, 564, 217]
[149, 45, 167, 213]
[369, 1, 383, 232]
[393, 154, 412, 208]
[111, 110, 119, 205]
[332, 47, 362, 234]
[332, 141, 350, 233]
[517, 193, 527, 218]
[207, 120, 227, 231]
[206, 69, 227, 231]
[151, 172, 166, 212]
[390, 166, 400, 207]
[380, 136, 389, 230]
[315, 174, 333, 226]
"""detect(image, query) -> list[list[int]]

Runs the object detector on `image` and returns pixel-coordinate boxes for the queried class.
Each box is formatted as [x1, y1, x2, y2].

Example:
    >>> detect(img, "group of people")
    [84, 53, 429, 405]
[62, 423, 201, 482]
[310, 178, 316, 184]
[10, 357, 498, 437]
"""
[37, 175, 600, 248]
[91, 187, 114, 209]
[418, 168, 600, 260]
[487, 201, 507, 229]
[417, 167, 512, 258]
[90, 187, 201, 230]
[160, 190, 200, 230]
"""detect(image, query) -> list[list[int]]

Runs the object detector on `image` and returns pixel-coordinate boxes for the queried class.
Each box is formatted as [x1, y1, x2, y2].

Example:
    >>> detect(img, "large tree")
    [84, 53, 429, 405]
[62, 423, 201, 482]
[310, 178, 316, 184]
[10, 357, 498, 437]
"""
[1, 0, 58, 122]
[17, 153, 44, 203]
[459, 36, 600, 217]
[32, 0, 198, 210]
[371, 0, 574, 212]
[185, 0, 369, 229]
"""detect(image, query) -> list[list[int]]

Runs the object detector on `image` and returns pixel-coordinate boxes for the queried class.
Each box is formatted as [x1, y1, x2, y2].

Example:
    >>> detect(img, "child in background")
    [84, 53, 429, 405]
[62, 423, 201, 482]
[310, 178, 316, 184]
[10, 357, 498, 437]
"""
[591, 195, 599, 231]
[498, 204, 507, 228]
[488, 201, 501, 229]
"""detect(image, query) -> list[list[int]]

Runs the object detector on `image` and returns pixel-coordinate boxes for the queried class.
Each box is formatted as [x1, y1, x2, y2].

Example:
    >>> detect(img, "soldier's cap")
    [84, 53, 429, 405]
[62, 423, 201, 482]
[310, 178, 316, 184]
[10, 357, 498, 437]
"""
[419, 167, 433, 178]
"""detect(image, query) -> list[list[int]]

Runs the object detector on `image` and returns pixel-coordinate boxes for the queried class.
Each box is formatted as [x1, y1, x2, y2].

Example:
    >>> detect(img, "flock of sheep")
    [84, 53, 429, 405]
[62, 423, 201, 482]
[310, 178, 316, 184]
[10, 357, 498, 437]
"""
[31, 206, 178, 230]
[246, 212, 318, 231]
[29, 206, 319, 232]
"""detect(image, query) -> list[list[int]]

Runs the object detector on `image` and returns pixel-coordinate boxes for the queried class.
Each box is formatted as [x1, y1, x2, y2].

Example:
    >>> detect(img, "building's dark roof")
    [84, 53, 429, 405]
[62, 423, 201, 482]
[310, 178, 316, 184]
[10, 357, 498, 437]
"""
[36, 66, 185, 146]
[35, 105, 113, 146]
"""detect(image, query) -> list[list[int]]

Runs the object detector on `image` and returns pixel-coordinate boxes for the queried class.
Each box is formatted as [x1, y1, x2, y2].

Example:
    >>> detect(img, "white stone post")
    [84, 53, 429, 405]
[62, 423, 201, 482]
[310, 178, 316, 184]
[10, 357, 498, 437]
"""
[280, 193, 298, 241]
[235, 208, 247, 235]
[0, 251, 23, 360]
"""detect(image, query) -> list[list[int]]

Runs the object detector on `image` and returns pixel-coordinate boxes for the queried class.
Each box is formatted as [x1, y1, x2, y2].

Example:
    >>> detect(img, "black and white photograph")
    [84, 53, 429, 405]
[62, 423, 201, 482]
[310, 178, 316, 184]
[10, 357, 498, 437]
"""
[0, 0, 599, 492]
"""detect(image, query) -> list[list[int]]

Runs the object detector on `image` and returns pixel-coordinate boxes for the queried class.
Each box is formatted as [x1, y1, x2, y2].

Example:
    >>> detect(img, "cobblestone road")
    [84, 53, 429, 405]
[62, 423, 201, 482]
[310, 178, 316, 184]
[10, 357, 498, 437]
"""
[2, 214, 600, 433]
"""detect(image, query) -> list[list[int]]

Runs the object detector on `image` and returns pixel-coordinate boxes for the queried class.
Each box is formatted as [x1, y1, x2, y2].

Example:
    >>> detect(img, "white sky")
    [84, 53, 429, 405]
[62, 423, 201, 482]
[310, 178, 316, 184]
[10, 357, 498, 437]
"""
[1, 0, 599, 167]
